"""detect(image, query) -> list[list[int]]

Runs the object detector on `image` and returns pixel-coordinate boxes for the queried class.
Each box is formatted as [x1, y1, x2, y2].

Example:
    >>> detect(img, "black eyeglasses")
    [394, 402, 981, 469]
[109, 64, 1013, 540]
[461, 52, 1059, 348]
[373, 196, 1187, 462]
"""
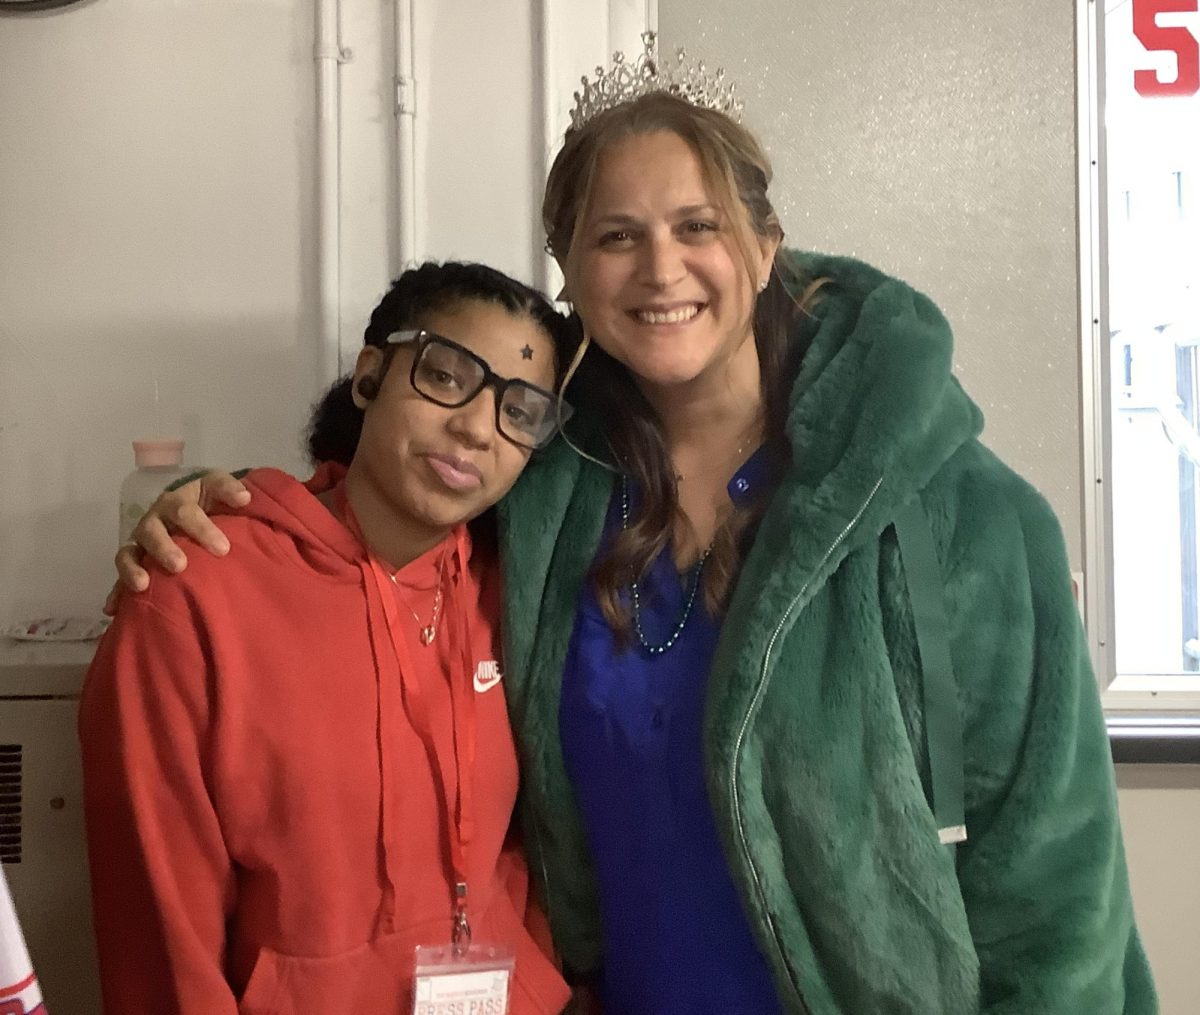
[385, 329, 571, 450]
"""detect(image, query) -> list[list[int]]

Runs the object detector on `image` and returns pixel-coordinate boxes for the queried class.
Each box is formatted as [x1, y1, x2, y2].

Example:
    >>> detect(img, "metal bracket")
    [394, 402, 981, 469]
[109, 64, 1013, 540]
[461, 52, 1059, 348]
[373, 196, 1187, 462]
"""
[396, 75, 417, 116]
[314, 44, 353, 64]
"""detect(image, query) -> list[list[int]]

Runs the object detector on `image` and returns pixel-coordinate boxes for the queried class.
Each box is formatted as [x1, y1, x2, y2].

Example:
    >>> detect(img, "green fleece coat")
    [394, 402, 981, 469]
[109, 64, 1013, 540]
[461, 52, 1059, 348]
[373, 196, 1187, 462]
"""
[496, 252, 1156, 1014]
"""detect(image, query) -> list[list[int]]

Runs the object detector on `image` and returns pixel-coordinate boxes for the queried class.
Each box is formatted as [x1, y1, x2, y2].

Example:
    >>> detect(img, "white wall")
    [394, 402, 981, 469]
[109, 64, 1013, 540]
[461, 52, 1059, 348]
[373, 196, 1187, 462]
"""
[0, 0, 646, 625]
[0, 0, 321, 621]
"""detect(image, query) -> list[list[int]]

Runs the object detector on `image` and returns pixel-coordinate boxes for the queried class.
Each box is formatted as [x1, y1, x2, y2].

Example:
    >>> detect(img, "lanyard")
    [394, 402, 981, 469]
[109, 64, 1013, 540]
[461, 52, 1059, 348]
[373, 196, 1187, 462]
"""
[336, 487, 479, 949]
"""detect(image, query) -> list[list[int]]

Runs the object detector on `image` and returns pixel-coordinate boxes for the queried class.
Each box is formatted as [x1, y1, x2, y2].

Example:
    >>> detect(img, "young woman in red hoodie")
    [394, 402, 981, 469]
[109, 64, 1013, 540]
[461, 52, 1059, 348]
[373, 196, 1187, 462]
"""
[80, 262, 576, 1015]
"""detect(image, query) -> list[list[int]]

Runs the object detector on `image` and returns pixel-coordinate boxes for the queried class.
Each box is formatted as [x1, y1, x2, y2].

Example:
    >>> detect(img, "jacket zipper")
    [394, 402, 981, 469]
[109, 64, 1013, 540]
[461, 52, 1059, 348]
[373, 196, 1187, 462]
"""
[729, 476, 884, 1014]
[528, 805, 555, 933]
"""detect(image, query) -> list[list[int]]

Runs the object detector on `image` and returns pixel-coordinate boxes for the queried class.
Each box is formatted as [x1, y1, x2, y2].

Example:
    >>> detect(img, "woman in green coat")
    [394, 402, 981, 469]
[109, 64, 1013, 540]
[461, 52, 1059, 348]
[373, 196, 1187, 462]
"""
[117, 45, 1154, 1015]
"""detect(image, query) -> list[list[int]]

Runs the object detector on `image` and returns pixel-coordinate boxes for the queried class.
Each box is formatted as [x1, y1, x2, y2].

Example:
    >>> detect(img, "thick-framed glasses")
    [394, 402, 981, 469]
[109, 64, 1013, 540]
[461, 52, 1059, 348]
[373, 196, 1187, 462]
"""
[385, 329, 572, 450]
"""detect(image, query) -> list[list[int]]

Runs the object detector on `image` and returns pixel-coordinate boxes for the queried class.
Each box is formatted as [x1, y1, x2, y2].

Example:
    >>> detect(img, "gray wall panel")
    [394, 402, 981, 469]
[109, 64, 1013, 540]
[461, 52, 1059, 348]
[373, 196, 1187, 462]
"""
[659, 2, 1082, 558]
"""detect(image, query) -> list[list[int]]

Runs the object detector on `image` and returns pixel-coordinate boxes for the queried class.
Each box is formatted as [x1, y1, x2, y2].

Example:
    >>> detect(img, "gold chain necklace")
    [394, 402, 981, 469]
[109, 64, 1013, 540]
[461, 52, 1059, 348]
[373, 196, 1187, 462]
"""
[674, 415, 765, 483]
[391, 549, 447, 646]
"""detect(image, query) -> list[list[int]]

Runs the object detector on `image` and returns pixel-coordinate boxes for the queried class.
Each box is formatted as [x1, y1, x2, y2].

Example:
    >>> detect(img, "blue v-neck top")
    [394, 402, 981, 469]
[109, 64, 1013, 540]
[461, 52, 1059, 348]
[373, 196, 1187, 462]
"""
[559, 450, 783, 1014]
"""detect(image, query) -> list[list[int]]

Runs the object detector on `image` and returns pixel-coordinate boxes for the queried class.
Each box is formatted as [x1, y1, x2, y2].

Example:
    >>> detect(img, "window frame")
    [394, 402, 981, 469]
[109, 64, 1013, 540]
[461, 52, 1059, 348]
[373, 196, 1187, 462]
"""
[1078, 0, 1200, 757]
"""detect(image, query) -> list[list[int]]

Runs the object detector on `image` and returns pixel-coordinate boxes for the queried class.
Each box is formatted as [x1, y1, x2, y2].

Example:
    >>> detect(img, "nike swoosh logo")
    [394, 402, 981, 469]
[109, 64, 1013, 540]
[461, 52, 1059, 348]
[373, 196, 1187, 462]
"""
[473, 660, 503, 693]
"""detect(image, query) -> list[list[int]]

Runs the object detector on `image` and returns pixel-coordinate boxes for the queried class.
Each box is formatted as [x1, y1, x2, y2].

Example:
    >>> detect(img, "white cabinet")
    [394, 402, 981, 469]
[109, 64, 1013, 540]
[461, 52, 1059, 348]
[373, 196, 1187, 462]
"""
[0, 641, 101, 1014]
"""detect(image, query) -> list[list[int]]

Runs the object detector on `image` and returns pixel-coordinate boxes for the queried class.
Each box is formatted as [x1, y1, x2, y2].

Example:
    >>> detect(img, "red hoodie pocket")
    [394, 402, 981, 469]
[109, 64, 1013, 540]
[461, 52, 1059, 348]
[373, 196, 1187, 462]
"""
[238, 918, 569, 1015]
[238, 924, 431, 1015]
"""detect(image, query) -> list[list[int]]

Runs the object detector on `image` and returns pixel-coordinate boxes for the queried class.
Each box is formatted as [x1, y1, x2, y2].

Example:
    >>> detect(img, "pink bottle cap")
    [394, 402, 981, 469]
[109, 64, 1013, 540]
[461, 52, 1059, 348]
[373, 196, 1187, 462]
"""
[133, 440, 184, 467]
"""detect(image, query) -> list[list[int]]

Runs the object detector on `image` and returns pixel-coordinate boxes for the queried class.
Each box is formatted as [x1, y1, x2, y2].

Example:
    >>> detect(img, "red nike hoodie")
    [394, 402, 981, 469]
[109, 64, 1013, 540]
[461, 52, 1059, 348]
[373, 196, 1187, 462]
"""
[80, 465, 570, 1015]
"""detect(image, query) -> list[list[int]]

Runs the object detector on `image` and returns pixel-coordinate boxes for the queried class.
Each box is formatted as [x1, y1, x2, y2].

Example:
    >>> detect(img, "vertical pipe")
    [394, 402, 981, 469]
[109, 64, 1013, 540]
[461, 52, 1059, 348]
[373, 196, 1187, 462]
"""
[394, 0, 417, 271]
[537, 0, 559, 297]
[315, 0, 342, 378]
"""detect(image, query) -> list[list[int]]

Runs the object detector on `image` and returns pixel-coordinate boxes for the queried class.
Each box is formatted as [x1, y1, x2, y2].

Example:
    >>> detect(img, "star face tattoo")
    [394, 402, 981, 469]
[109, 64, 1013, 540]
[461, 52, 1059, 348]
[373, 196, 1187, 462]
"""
[521, 345, 534, 360]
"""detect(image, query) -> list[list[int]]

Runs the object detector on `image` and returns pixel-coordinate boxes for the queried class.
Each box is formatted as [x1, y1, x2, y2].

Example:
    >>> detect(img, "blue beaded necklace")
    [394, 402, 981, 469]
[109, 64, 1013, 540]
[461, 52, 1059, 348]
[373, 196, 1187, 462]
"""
[621, 477, 713, 655]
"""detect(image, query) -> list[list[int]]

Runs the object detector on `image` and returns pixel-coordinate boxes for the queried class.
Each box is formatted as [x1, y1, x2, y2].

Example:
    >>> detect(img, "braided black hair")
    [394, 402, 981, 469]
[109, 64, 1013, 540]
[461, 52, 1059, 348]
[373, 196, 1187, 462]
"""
[306, 262, 572, 466]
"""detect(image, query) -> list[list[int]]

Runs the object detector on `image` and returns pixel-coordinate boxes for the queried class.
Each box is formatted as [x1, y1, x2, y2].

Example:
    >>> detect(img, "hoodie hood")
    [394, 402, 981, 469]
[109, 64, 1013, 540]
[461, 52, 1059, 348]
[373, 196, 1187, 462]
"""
[225, 462, 371, 578]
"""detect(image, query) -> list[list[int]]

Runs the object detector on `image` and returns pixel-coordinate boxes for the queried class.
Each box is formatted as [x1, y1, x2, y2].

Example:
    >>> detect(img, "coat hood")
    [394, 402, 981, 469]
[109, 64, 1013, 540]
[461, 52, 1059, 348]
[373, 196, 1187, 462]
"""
[703, 250, 988, 645]
[777, 250, 983, 547]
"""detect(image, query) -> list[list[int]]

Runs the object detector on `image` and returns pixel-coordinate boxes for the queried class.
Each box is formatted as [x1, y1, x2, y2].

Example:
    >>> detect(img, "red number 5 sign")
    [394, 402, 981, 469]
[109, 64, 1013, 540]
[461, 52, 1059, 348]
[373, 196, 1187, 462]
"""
[1134, 0, 1200, 96]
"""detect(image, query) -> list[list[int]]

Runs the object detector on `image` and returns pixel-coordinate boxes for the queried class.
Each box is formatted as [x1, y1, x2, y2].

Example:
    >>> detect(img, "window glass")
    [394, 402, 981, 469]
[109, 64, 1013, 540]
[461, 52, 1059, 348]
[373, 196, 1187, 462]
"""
[1106, 0, 1200, 678]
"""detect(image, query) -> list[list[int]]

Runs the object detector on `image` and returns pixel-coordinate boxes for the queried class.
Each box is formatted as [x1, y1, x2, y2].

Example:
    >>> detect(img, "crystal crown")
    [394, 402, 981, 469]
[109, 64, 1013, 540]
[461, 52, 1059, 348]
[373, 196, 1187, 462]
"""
[568, 31, 743, 130]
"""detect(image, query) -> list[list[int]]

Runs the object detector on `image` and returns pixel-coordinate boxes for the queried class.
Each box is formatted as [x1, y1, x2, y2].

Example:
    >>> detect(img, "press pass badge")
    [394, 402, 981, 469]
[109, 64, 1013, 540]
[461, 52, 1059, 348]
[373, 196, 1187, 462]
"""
[413, 943, 515, 1015]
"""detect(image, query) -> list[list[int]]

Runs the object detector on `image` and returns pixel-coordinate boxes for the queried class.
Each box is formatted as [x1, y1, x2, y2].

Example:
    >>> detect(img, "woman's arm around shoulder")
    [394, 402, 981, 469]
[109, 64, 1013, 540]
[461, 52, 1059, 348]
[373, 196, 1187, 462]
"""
[108, 468, 252, 608]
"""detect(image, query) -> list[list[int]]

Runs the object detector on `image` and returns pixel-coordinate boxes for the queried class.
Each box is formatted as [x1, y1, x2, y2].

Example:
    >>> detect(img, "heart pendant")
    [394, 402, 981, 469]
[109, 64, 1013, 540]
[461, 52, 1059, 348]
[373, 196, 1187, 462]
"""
[420, 625, 436, 646]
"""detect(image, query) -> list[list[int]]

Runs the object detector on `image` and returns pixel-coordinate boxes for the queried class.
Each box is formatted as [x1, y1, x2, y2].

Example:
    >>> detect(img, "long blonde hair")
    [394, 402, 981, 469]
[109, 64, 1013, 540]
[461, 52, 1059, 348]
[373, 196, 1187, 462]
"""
[544, 92, 823, 637]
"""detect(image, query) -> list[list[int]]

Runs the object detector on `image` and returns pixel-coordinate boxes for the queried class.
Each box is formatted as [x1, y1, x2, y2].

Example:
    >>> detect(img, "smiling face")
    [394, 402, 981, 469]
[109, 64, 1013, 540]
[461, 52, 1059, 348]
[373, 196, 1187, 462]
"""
[348, 298, 557, 538]
[569, 130, 779, 398]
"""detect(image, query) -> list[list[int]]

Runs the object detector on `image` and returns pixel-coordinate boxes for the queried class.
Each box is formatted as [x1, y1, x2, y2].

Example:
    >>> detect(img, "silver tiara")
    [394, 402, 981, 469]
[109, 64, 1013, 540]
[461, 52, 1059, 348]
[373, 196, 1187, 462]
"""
[568, 31, 743, 130]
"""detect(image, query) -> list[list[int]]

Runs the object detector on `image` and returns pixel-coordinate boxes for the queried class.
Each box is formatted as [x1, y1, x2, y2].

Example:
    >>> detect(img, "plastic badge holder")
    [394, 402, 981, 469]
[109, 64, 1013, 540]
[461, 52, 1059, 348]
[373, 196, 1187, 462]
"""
[413, 943, 515, 1015]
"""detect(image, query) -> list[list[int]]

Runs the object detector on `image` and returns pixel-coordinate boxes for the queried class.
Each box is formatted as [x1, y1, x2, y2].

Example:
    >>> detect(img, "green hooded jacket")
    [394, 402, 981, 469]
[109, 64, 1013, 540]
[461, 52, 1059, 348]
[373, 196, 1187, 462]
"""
[495, 252, 1156, 1014]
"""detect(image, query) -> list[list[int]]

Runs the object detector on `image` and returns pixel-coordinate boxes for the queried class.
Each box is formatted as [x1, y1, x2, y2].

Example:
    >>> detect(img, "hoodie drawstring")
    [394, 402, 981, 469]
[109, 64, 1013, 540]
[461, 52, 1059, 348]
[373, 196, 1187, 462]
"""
[359, 562, 402, 934]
